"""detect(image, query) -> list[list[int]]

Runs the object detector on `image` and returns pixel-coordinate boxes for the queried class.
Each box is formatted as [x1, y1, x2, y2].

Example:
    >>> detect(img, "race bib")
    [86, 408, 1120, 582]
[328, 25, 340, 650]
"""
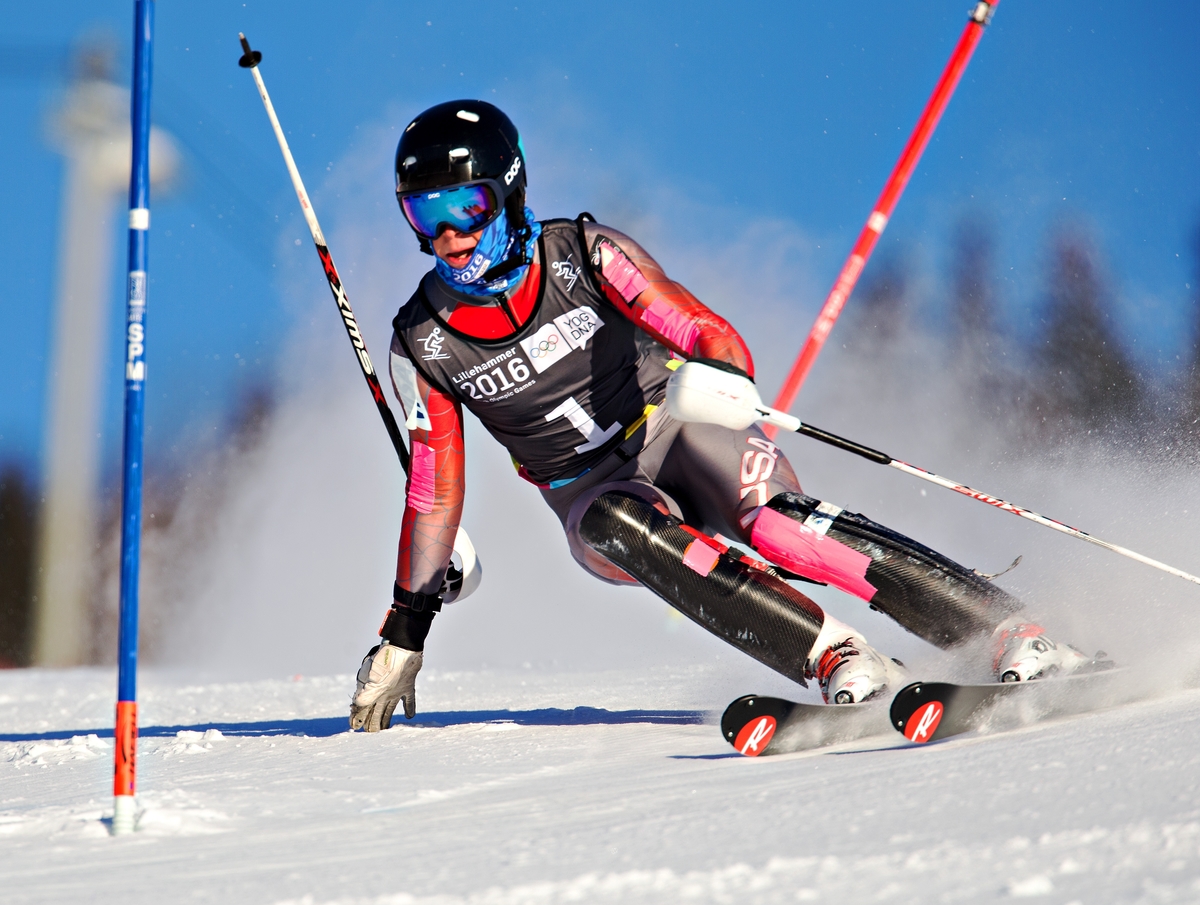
[520, 323, 573, 373]
[553, 306, 604, 350]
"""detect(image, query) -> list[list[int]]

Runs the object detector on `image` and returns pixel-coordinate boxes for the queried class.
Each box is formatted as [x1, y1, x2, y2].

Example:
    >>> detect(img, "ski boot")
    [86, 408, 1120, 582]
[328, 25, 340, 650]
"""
[991, 618, 1106, 683]
[807, 617, 905, 705]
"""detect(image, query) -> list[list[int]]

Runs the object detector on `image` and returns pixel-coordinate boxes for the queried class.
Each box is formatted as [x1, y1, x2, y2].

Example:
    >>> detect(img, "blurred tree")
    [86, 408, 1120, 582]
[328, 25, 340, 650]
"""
[845, 255, 909, 352]
[949, 216, 1021, 419]
[1180, 221, 1200, 446]
[950, 217, 996, 349]
[1033, 233, 1141, 436]
[0, 466, 36, 667]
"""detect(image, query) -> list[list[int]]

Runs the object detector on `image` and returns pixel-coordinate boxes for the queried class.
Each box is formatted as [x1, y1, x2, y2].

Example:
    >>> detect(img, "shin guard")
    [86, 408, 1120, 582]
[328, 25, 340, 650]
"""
[763, 493, 1021, 648]
[579, 491, 823, 686]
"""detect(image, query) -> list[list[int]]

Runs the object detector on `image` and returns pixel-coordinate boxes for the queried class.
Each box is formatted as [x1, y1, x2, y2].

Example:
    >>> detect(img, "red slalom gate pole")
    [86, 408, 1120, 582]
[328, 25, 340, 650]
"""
[765, 1, 999, 438]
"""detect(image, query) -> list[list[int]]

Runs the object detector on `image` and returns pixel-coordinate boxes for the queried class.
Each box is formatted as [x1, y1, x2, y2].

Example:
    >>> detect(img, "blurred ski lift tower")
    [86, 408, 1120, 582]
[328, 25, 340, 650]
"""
[32, 41, 176, 667]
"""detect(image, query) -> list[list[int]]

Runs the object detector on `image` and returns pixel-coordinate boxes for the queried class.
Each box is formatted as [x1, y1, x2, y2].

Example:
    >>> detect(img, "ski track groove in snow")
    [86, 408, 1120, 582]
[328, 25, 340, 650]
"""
[1, 666, 1199, 903]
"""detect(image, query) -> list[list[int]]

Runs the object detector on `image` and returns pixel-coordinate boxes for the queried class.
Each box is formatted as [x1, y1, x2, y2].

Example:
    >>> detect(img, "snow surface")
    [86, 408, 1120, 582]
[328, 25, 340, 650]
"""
[2, 664, 1200, 904]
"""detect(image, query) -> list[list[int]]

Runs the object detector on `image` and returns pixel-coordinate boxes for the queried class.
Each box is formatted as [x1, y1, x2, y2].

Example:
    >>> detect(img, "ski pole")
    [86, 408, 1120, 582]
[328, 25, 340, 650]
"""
[751, 405, 1200, 586]
[113, 0, 156, 836]
[766, 1, 999, 438]
[237, 35, 408, 471]
[236, 34, 482, 597]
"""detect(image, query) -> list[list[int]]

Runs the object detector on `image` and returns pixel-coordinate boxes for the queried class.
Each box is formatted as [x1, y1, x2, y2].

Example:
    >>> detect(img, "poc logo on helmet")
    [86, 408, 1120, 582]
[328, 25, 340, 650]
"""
[504, 155, 522, 186]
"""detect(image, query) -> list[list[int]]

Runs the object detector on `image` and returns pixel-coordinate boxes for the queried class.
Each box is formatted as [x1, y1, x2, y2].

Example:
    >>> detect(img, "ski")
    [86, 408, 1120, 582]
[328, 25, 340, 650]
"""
[890, 668, 1128, 745]
[721, 694, 893, 756]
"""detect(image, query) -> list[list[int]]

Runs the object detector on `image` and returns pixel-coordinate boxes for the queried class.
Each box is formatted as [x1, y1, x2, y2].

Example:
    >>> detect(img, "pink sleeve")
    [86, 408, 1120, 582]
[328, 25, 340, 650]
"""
[585, 222, 754, 374]
[406, 440, 437, 514]
[597, 239, 649, 302]
[641, 297, 701, 356]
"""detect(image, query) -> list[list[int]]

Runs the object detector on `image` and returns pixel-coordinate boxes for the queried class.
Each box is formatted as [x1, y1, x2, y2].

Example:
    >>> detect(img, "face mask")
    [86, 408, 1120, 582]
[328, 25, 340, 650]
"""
[434, 207, 542, 298]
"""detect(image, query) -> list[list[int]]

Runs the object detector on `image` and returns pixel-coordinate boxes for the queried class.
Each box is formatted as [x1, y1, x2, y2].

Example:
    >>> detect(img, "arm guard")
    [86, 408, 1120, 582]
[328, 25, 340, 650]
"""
[389, 335, 465, 596]
[581, 221, 754, 376]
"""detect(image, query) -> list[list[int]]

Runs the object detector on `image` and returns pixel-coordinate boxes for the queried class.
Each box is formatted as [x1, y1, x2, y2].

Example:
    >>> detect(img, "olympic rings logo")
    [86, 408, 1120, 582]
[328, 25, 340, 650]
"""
[529, 335, 559, 358]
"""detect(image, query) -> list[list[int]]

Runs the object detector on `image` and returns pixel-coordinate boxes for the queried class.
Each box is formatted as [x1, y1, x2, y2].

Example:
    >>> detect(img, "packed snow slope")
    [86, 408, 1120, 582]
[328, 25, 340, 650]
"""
[2, 662, 1199, 904]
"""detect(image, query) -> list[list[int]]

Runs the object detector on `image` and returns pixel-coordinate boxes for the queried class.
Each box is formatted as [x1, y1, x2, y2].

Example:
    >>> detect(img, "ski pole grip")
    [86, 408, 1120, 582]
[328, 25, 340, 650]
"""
[755, 406, 802, 433]
[797, 423, 892, 465]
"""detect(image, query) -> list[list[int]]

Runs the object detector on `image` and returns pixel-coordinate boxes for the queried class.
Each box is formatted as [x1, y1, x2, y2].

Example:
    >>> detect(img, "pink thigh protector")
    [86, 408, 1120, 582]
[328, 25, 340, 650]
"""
[750, 506, 876, 602]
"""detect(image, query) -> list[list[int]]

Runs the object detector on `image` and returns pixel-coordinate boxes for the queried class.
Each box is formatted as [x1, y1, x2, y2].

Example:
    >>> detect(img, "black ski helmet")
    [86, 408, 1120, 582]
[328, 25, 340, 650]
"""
[395, 100, 527, 254]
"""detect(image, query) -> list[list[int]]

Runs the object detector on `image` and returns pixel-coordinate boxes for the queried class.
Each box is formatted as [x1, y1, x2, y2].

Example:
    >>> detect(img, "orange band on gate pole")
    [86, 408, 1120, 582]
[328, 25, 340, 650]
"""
[766, 1, 999, 437]
[114, 701, 138, 797]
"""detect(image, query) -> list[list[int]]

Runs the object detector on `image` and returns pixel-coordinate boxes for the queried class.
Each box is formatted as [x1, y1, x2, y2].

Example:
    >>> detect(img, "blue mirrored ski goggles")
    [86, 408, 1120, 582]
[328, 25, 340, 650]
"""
[398, 181, 504, 239]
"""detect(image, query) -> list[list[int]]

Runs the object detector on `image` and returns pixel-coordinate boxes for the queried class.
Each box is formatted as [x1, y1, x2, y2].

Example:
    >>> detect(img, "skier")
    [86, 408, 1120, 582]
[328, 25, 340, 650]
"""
[349, 101, 1094, 731]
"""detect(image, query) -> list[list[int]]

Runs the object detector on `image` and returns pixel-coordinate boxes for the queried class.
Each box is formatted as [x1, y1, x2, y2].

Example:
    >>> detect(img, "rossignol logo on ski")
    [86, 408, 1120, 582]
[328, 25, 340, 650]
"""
[419, 327, 451, 361]
[904, 701, 944, 744]
[734, 715, 777, 756]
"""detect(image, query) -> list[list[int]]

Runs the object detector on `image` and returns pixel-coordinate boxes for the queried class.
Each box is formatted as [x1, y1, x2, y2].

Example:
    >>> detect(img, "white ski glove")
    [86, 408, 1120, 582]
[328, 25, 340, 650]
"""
[665, 359, 800, 432]
[349, 642, 423, 732]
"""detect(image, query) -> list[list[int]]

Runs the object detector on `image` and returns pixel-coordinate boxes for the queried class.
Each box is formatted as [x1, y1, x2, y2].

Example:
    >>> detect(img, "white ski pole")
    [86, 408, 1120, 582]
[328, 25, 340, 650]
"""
[752, 406, 1200, 587]
[236, 33, 481, 600]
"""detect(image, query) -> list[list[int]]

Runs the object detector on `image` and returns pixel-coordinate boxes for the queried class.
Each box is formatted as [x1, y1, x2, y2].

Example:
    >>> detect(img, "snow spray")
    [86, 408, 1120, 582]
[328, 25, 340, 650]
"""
[113, 0, 155, 836]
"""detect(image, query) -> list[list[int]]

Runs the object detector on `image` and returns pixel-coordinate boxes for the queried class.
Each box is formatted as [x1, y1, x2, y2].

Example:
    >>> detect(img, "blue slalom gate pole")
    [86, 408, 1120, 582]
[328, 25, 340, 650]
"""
[113, 0, 154, 836]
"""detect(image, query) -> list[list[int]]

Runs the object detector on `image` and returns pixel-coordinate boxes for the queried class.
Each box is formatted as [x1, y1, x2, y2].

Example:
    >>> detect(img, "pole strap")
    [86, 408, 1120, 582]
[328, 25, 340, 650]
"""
[393, 582, 444, 613]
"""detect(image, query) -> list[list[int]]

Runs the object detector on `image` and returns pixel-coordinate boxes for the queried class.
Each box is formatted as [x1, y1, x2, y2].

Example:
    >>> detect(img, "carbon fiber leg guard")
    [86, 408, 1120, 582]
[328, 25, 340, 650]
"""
[764, 493, 1022, 649]
[579, 492, 823, 686]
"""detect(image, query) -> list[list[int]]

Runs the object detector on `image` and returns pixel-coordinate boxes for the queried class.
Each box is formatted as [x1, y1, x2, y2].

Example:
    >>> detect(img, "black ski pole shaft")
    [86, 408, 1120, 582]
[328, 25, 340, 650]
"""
[795, 422, 891, 465]
[237, 34, 409, 474]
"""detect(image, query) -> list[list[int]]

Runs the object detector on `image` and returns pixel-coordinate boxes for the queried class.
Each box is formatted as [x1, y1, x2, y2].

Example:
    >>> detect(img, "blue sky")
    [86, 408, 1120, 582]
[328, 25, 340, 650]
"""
[1, 0, 1197, 483]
